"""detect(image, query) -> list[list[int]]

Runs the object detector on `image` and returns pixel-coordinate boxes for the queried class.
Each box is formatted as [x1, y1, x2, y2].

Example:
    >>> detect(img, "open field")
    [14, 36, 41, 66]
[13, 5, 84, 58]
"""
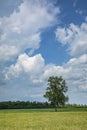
[0, 108, 87, 130]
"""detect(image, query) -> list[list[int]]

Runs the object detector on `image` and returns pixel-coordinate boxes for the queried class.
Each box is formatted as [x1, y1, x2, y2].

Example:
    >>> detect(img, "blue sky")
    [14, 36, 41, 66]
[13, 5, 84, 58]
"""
[0, 0, 87, 104]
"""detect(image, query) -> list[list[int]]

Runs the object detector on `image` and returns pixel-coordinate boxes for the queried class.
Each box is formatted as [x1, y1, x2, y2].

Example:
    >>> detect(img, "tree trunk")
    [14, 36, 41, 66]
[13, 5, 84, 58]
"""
[54, 105, 57, 112]
[55, 107, 57, 112]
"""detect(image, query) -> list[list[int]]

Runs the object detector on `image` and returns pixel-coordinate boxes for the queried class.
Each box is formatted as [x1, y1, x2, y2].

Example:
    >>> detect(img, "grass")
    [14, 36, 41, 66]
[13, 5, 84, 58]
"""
[0, 108, 87, 130]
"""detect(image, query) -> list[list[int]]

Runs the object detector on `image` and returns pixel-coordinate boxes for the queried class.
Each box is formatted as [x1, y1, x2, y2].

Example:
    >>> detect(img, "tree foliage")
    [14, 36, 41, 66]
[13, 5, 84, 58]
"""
[0, 101, 51, 109]
[44, 76, 68, 111]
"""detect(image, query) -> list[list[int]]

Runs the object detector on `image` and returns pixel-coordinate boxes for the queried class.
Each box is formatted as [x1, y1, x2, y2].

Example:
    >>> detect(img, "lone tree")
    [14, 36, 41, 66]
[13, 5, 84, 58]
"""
[44, 76, 68, 111]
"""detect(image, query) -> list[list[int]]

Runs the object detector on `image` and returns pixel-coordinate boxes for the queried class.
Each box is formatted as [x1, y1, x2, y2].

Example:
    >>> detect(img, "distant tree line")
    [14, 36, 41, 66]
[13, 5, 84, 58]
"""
[0, 101, 87, 109]
[0, 101, 52, 109]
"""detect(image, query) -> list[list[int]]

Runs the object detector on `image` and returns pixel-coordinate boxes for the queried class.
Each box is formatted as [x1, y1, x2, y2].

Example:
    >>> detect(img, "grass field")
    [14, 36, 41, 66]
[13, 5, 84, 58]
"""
[0, 108, 87, 130]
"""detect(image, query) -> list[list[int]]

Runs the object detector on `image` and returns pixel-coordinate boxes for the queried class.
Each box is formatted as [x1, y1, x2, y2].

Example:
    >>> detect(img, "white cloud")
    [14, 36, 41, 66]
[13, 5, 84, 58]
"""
[0, 0, 60, 62]
[0, 0, 87, 103]
[79, 84, 87, 90]
[0, 45, 18, 61]
[5, 53, 44, 79]
[56, 20, 87, 57]
[5, 53, 87, 91]
[43, 56, 86, 82]
[0, 0, 61, 101]
[2, 52, 87, 103]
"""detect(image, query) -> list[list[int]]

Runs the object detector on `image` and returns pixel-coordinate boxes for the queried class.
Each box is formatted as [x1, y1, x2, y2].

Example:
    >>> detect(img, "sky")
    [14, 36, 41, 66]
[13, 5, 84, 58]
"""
[0, 0, 87, 104]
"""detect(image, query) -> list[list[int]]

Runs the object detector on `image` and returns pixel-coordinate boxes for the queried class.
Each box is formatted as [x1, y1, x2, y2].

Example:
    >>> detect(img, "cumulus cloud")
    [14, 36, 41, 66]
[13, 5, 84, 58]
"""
[55, 19, 87, 103]
[1, 51, 87, 102]
[0, 0, 87, 103]
[0, 0, 61, 101]
[0, 0, 60, 62]
[5, 53, 87, 91]
[3, 53, 46, 101]
[0, 45, 18, 61]
[5, 53, 44, 79]
[55, 20, 87, 57]
[43, 54, 87, 85]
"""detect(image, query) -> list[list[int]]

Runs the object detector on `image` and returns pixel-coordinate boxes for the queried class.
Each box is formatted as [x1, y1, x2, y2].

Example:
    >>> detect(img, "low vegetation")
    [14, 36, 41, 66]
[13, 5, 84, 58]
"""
[0, 109, 87, 130]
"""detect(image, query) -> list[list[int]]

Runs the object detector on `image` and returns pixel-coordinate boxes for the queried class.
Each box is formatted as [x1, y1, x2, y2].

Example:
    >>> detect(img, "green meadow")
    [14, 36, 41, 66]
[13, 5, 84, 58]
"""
[0, 108, 87, 130]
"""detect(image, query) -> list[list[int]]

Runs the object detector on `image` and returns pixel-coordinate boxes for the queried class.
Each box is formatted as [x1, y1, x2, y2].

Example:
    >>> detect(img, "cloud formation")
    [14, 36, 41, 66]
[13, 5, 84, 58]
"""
[56, 21, 87, 57]
[0, 0, 60, 62]
[0, 0, 87, 104]
[5, 53, 44, 80]
[5, 53, 87, 91]
[3, 50, 87, 103]
[55, 19, 87, 103]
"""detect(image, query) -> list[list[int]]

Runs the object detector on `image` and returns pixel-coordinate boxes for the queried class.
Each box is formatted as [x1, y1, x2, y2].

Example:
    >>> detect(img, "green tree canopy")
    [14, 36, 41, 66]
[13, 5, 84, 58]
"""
[44, 76, 68, 111]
